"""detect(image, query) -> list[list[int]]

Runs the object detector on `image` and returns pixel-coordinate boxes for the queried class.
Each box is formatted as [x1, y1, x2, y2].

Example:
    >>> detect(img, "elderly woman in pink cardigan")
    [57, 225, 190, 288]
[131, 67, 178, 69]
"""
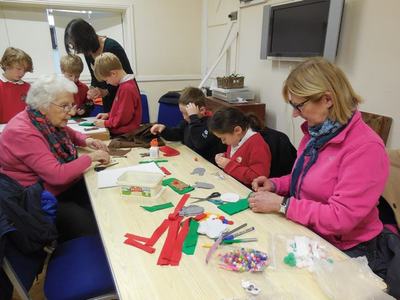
[249, 58, 399, 297]
[0, 74, 110, 241]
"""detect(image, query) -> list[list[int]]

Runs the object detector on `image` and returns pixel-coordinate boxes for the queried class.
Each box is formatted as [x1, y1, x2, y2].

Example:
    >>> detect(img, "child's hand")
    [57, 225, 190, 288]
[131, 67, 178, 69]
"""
[215, 153, 230, 168]
[94, 119, 105, 127]
[150, 124, 166, 135]
[96, 113, 109, 120]
[87, 87, 102, 99]
[186, 103, 199, 116]
[77, 108, 85, 116]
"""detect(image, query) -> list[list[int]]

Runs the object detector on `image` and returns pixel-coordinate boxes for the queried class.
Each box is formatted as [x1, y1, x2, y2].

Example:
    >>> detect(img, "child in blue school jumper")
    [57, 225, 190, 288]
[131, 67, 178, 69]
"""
[150, 87, 226, 164]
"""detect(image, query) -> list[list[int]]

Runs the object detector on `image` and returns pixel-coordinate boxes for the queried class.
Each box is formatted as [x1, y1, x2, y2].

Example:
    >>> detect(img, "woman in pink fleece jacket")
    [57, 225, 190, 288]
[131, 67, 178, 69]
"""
[249, 58, 399, 295]
[0, 75, 110, 241]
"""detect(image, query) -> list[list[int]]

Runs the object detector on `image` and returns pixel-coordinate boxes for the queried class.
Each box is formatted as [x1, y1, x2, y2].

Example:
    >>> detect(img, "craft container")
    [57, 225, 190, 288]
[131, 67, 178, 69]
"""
[117, 171, 164, 198]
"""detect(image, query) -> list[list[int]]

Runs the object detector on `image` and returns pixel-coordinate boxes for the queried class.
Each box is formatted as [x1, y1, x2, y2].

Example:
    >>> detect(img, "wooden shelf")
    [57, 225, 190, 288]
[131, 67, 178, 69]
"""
[205, 96, 266, 125]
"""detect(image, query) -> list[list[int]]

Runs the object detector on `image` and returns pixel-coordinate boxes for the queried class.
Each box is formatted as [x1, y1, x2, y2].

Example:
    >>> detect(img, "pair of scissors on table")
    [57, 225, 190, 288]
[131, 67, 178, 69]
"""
[190, 192, 221, 203]
[205, 223, 252, 264]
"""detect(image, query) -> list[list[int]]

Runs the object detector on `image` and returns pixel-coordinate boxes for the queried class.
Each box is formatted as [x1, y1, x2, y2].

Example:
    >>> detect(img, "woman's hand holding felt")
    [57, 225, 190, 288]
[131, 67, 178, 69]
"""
[248, 191, 283, 213]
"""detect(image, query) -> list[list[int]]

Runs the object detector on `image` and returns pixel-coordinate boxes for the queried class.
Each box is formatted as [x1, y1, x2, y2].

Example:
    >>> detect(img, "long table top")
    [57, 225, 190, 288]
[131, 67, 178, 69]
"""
[82, 142, 384, 300]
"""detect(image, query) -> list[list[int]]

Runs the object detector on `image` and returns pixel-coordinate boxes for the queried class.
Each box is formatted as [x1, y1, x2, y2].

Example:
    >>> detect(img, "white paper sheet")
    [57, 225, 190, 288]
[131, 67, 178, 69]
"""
[97, 162, 164, 189]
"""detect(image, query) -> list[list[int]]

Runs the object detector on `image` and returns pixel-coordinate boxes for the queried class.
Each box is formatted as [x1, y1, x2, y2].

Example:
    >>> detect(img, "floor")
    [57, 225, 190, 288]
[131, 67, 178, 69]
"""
[12, 271, 45, 300]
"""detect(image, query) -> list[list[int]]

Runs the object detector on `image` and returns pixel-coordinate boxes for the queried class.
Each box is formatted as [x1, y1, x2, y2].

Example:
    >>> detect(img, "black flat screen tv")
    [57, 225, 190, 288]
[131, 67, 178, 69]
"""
[260, 0, 344, 61]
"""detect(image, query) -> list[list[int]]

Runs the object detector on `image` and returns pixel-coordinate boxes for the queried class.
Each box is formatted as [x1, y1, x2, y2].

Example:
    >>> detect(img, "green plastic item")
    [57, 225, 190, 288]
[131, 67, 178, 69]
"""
[79, 122, 95, 127]
[139, 160, 168, 164]
[182, 220, 199, 255]
[162, 178, 194, 195]
[140, 202, 174, 212]
[217, 198, 249, 216]
[283, 252, 297, 267]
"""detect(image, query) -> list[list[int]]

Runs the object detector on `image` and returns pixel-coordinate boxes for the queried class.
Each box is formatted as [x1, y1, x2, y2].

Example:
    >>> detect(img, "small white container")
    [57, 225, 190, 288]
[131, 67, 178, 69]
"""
[117, 171, 164, 198]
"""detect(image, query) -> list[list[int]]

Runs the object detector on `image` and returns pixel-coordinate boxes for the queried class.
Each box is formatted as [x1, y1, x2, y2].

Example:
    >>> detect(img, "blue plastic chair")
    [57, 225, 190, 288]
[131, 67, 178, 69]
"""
[44, 235, 116, 300]
[157, 92, 183, 127]
[2, 235, 117, 300]
[140, 93, 150, 123]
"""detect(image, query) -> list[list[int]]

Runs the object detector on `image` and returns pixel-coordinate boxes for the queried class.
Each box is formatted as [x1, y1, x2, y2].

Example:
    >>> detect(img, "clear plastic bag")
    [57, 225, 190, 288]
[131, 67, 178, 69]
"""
[313, 256, 395, 300]
[271, 234, 334, 271]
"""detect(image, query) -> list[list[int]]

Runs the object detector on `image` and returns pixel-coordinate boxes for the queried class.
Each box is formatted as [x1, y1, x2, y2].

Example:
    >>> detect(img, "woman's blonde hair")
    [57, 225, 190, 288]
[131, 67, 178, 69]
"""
[0, 47, 33, 72]
[60, 54, 84, 75]
[282, 57, 361, 124]
[93, 52, 122, 80]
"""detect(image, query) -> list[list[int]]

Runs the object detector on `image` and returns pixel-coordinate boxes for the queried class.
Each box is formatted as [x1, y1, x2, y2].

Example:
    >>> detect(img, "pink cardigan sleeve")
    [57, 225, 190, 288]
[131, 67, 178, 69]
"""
[66, 126, 88, 147]
[286, 143, 389, 236]
[12, 130, 92, 186]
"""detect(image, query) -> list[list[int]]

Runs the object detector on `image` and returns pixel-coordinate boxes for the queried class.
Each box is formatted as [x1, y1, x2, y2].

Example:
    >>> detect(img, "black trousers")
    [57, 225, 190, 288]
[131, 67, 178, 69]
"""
[344, 228, 400, 298]
[56, 179, 98, 242]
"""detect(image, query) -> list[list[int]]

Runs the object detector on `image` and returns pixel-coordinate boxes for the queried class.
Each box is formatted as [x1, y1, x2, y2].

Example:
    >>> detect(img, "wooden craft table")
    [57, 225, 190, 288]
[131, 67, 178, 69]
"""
[82, 142, 385, 299]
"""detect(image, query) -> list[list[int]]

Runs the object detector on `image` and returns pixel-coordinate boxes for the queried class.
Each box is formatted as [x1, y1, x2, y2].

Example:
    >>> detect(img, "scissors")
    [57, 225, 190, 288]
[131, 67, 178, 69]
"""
[190, 192, 221, 203]
[205, 223, 248, 264]
[94, 162, 118, 172]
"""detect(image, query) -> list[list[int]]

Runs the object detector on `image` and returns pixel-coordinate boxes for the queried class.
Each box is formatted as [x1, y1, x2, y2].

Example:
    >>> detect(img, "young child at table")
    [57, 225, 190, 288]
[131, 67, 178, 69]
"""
[208, 107, 271, 186]
[92, 52, 142, 135]
[60, 54, 93, 116]
[150, 87, 226, 165]
[0, 47, 33, 123]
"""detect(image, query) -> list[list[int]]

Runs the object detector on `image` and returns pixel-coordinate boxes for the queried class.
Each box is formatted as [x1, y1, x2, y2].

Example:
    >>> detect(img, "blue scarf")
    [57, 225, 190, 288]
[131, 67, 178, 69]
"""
[290, 118, 345, 197]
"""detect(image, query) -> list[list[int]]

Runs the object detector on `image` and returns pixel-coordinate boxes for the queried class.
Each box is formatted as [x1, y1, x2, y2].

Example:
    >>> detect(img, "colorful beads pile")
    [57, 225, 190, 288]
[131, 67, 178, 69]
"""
[218, 247, 269, 272]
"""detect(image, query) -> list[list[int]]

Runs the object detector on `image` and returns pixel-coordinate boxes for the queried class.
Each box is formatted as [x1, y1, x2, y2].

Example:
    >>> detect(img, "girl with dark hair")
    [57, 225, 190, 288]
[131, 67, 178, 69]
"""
[208, 107, 271, 186]
[64, 18, 140, 113]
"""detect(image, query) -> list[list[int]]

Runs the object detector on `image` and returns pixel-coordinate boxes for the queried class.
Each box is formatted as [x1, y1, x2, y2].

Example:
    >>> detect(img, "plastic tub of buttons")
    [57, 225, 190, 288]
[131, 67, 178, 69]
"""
[117, 171, 165, 199]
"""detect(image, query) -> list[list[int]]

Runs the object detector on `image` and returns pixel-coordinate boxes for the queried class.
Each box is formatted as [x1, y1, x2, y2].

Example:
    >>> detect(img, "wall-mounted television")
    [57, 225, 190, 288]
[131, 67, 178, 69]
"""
[260, 0, 344, 61]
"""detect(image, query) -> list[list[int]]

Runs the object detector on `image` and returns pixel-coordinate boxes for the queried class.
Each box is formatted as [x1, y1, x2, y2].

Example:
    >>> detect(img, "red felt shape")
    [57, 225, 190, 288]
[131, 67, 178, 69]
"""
[159, 145, 180, 157]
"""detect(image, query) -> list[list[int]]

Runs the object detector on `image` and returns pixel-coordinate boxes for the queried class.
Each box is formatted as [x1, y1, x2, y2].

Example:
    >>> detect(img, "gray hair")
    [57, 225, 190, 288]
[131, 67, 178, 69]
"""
[26, 74, 77, 109]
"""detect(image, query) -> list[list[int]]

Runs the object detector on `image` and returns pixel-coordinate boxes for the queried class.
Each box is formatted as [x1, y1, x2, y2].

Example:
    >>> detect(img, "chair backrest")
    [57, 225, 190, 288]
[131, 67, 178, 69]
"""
[383, 149, 400, 225]
[260, 127, 297, 178]
[361, 111, 392, 145]
[140, 94, 150, 124]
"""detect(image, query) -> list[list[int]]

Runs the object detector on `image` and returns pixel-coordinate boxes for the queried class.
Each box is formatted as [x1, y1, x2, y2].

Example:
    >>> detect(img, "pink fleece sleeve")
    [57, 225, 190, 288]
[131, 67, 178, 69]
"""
[286, 143, 389, 236]
[13, 130, 92, 186]
[66, 126, 88, 147]
[270, 174, 291, 195]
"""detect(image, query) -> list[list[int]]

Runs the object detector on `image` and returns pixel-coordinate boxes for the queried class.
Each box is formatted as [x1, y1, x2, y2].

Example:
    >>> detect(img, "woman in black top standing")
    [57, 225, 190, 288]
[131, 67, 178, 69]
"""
[64, 18, 139, 113]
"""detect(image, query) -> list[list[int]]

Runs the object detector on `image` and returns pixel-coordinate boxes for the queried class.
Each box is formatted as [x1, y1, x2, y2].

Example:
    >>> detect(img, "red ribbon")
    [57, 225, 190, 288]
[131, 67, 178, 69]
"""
[124, 194, 191, 266]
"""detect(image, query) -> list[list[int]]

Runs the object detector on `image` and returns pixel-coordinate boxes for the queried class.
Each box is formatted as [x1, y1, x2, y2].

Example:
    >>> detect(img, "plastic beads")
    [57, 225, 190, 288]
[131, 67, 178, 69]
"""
[218, 247, 269, 272]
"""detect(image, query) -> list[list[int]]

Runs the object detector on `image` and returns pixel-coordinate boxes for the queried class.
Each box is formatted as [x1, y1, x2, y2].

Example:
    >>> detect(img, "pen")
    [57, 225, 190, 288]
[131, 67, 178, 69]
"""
[222, 238, 258, 244]
[223, 226, 255, 240]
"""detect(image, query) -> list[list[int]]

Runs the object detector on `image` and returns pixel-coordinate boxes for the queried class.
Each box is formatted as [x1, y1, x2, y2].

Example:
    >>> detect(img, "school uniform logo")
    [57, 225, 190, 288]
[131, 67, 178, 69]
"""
[236, 156, 242, 163]
[202, 129, 208, 139]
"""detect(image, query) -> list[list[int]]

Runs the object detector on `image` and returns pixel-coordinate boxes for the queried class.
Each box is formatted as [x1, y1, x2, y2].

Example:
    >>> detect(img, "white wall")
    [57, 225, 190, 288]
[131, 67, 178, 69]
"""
[205, 0, 400, 149]
[0, 0, 203, 122]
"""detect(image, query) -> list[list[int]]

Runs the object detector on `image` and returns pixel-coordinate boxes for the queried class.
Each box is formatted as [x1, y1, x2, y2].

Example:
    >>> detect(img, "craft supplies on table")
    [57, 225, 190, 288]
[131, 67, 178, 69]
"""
[217, 247, 270, 272]
[162, 178, 194, 194]
[273, 234, 333, 270]
[117, 171, 164, 198]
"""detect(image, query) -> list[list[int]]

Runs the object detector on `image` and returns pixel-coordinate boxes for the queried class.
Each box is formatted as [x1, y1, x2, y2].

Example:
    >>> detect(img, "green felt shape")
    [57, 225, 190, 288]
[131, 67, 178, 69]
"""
[283, 252, 297, 267]
[79, 122, 95, 126]
[140, 202, 174, 212]
[162, 178, 194, 195]
[217, 198, 249, 216]
[182, 220, 199, 255]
